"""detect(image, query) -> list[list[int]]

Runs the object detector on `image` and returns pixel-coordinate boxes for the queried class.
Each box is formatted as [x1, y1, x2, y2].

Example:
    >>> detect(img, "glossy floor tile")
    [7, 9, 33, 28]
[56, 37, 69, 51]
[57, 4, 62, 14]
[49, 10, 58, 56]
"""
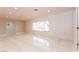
[0, 34, 74, 52]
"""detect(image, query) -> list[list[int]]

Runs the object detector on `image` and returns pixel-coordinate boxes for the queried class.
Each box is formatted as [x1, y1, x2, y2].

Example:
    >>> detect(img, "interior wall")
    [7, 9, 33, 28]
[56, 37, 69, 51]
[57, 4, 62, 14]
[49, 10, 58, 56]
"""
[16, 20, 25, 34]
[0, 19, 25, 34]
[25, 10, 74, 40]
[0, 19, 6, 34]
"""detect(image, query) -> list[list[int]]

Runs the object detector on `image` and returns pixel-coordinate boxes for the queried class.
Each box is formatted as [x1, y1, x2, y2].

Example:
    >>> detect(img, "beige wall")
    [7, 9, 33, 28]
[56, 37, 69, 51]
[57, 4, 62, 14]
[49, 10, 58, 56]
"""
[25, 10, 74, 40]
[0, 19, 6, 34]
[16, 20, 25, 33]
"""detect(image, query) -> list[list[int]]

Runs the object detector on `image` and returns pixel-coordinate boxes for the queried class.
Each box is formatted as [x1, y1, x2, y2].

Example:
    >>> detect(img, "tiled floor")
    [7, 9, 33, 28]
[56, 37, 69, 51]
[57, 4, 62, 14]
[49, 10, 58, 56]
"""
[0, 34, 74, 52]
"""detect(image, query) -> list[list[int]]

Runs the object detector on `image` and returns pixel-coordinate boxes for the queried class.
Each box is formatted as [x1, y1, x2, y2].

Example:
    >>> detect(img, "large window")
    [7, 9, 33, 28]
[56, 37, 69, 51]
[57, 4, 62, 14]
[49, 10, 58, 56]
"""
[32, 21, 49, 31]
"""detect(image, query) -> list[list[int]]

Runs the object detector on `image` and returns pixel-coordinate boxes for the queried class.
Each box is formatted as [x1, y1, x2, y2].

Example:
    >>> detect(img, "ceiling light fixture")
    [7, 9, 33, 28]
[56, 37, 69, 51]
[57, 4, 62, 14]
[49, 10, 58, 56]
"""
[34, 9, 38, 11]
[48, 10, 50, 12]
[9, 12, 12, 15]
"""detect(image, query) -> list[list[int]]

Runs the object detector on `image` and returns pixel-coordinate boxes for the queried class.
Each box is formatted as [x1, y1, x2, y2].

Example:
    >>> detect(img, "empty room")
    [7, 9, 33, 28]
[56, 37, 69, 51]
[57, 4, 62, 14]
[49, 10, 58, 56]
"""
[0, 7, 77, 52]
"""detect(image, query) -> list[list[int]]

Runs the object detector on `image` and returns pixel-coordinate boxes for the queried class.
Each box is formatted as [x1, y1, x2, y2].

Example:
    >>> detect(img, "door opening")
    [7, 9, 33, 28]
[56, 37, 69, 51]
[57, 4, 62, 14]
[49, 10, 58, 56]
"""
[6, 21, 16, 35]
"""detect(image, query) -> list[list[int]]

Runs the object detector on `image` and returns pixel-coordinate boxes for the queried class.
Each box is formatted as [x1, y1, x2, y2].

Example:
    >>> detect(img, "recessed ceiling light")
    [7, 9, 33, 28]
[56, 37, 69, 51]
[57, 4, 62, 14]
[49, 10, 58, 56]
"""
[48, 10, 50, 12]
[34, 9, 38, 11]
[9, 12, 12, 15]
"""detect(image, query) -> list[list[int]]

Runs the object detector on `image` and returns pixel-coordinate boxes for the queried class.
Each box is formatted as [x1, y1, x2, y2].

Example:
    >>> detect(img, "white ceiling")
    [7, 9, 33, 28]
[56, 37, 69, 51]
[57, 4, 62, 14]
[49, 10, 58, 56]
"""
[0, 7, 75, 21]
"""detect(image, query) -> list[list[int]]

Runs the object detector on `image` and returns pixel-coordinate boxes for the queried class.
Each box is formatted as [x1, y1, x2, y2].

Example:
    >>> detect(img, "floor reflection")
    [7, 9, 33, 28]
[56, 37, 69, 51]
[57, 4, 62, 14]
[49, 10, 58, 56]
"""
[0, 34, 74, 52]
[33, 36, 49, 48]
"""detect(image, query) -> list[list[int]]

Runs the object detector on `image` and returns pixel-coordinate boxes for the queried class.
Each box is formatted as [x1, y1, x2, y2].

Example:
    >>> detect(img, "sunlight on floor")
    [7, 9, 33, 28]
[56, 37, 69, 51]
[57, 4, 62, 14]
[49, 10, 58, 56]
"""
[33, 36, 49, 48]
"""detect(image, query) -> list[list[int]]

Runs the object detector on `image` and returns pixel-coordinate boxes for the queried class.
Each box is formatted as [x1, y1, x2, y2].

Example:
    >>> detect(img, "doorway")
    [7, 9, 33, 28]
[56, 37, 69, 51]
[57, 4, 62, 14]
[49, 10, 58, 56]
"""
[6, 21, 16, 35]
